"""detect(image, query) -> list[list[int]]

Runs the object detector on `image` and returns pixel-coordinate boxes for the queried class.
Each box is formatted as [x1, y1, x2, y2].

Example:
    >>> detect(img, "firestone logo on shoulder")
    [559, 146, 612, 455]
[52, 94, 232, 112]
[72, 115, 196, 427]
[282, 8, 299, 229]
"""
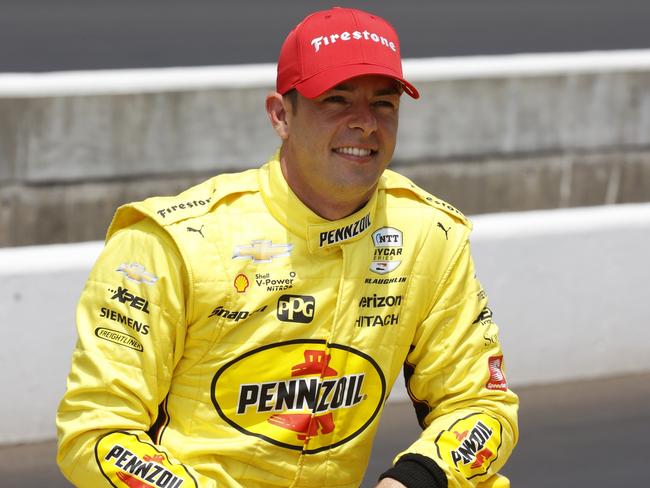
[156, 197, 211, 219]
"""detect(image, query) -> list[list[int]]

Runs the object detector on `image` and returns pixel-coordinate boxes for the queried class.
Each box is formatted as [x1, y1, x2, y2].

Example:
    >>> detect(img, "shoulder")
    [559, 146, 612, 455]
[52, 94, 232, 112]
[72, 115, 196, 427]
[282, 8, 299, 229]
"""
[379, 169, 471, 230]
[106, 168, 260, 239]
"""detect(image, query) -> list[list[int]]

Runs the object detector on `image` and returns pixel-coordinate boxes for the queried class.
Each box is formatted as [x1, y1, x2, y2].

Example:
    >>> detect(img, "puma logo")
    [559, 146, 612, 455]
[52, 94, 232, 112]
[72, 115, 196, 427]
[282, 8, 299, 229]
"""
[187, 225, 205, 238]
[437, 222, 450, 240]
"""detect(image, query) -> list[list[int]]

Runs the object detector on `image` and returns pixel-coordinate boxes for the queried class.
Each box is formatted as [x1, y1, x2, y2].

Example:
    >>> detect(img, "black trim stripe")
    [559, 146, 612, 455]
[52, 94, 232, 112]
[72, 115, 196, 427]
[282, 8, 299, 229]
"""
[403, 345, 433, 429]
[147, 397, 170, 444]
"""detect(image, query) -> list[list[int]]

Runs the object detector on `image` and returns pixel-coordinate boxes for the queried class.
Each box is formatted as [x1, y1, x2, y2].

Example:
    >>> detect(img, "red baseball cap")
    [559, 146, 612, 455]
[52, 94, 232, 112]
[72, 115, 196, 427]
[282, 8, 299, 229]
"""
[276, 7, 419, 99]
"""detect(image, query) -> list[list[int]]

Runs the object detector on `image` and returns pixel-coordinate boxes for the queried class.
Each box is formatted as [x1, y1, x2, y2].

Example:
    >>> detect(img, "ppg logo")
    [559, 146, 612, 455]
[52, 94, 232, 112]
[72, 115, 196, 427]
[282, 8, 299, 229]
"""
[277, 295, 315, 323]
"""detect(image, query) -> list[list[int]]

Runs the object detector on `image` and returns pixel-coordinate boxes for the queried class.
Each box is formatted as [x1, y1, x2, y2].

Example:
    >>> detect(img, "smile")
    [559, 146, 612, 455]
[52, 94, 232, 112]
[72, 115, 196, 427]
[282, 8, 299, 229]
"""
[333, 147, 376, 157]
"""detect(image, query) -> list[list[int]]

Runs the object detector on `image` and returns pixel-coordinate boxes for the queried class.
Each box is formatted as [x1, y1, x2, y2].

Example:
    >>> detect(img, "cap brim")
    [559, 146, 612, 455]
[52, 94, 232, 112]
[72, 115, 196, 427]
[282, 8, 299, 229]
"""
[294, 64, 419, 99]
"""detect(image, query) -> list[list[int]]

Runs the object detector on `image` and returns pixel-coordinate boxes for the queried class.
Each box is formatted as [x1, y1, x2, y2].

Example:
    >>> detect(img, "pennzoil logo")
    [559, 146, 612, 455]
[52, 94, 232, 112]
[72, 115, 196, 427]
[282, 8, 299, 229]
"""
[211, 340, 385, 454]
[233, 240, 293, 263]
[96, 431, 197, 488]
[319, 214, 371, 247]
[435, 413, 503, 479]
[370, 227, 403, 275]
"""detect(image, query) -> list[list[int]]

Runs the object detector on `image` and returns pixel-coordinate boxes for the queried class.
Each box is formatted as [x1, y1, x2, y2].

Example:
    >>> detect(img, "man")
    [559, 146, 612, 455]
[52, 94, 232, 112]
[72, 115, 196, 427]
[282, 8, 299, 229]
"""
[57, 7, 518, 488]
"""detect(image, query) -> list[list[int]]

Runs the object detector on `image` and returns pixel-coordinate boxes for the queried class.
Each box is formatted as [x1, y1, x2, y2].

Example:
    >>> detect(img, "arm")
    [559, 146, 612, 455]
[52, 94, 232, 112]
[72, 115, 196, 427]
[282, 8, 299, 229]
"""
[56, 219, 215, 487]
[380, 238, 519, 488]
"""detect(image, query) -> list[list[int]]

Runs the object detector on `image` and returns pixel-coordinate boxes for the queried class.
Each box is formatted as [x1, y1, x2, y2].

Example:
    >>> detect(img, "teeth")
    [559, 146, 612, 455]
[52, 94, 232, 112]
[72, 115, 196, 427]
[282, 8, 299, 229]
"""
[335, 147, 372, 157]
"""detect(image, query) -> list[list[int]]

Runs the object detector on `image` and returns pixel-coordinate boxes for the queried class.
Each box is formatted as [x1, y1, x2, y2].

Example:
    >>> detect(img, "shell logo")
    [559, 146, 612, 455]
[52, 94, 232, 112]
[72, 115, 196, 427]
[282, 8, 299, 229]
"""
[211, 340, 386, 454]
[233, 273, 250, 293]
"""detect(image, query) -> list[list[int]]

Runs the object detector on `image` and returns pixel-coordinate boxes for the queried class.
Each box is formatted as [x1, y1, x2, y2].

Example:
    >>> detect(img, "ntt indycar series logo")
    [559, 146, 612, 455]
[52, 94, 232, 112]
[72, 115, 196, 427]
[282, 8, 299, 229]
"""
[370, 227, 403, 274]
[211, 340, 386, 454]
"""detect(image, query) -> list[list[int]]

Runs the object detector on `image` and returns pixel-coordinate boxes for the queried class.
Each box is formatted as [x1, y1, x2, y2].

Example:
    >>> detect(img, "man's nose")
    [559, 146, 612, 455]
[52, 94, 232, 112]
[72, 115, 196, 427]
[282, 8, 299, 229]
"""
[348, 104, 378, 135]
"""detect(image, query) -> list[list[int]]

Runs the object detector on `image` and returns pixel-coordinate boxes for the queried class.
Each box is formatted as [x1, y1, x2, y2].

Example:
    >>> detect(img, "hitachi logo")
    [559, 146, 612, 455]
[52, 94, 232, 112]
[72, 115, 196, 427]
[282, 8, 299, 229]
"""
[319, 214, 371, 247]
[237, 374, 365, 415]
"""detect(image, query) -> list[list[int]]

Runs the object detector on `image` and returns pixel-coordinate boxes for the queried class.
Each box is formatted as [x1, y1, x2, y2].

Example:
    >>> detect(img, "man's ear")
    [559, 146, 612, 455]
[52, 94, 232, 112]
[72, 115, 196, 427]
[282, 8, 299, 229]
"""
[266, 92, 290, 140]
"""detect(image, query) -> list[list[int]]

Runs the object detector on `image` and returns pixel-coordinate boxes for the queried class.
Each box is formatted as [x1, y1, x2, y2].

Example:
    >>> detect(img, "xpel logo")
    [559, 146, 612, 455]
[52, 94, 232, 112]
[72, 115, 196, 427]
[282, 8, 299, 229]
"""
[277, 295, 315, 323]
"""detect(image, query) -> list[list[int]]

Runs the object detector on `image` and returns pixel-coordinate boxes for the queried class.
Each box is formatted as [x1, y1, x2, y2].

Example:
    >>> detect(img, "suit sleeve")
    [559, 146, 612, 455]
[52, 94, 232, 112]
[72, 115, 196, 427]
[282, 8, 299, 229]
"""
[56, 219, 217, 488]
[382, 234, 519, 488]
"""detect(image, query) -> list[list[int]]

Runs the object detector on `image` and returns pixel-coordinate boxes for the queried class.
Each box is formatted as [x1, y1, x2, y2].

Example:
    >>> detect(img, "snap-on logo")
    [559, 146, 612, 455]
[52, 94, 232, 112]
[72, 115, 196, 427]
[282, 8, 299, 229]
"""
[211, 340, 385, 454]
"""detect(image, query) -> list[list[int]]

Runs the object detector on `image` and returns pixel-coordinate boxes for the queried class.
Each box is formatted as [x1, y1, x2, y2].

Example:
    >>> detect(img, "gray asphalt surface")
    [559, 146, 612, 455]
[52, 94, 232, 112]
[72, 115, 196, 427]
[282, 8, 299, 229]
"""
[2, 0, 650, 72]
[2, 373, 648, 487]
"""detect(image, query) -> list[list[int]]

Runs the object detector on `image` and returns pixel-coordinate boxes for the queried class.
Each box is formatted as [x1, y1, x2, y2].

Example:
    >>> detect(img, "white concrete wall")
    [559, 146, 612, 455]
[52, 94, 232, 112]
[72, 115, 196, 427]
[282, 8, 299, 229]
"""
[1, 203, 649, 445]
[2, 49, 650, 184]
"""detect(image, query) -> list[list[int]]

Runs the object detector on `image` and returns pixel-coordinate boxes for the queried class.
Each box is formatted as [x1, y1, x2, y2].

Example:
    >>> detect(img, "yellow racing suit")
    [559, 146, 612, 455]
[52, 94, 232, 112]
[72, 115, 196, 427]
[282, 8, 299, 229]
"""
[57, 155, 518, 488]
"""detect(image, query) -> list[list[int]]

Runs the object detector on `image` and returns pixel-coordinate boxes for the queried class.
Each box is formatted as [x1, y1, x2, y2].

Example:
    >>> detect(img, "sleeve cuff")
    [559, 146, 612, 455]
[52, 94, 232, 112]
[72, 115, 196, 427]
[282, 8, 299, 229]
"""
[378, 453, 448, 488]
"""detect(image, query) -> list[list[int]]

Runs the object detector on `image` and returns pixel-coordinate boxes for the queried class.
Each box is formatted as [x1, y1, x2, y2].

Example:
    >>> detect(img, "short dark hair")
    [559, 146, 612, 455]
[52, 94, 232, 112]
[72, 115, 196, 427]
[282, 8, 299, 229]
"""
[283, 89, 298, 114]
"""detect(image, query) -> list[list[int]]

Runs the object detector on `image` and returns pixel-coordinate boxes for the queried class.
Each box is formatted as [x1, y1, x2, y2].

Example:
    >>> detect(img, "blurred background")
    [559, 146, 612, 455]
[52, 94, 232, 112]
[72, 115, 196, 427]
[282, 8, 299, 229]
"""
[1, 1, 649, 487]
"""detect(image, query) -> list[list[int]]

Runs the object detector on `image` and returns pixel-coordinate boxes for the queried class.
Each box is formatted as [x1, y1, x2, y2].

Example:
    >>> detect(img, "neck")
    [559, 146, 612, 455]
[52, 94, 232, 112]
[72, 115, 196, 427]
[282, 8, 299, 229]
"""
[279, 155, 374, 221]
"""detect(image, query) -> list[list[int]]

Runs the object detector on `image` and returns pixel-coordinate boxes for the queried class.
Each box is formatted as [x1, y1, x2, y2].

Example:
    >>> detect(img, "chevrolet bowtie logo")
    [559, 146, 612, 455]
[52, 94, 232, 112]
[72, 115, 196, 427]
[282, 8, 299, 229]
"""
[233, 240, 293, 263]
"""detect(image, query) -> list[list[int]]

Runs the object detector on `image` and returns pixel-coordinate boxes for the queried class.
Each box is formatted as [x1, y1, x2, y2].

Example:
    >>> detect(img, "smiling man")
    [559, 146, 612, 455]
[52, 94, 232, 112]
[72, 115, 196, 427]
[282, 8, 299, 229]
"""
[57, 7, 518, 488]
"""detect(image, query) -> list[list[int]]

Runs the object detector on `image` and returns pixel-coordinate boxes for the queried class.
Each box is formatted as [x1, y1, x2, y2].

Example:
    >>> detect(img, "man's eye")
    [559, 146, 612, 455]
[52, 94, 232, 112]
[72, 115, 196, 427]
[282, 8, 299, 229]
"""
[375, 100, 396, 109]
[324, 95, 347, 104]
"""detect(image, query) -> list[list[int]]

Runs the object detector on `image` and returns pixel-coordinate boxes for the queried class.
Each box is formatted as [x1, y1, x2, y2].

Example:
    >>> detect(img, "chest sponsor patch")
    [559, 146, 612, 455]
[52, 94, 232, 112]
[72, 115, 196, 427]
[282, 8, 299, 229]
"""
[116, 263, 158, 285]
[234, 273, 250, 293]
[233, 240, 293, 263]
[370, 227, 403, 274]
[435, 413, 503, 479]
[211, 340, 386, 454]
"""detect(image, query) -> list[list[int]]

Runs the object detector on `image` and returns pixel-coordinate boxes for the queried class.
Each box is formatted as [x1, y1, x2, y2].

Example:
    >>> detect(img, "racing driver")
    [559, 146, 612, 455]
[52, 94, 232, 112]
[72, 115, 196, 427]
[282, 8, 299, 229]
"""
[57, 7, 519, 488]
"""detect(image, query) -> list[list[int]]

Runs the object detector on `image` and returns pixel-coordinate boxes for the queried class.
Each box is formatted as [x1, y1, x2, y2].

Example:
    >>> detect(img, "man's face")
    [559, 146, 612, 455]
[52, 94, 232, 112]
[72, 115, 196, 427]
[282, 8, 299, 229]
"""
[279, 75, 401, 217]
